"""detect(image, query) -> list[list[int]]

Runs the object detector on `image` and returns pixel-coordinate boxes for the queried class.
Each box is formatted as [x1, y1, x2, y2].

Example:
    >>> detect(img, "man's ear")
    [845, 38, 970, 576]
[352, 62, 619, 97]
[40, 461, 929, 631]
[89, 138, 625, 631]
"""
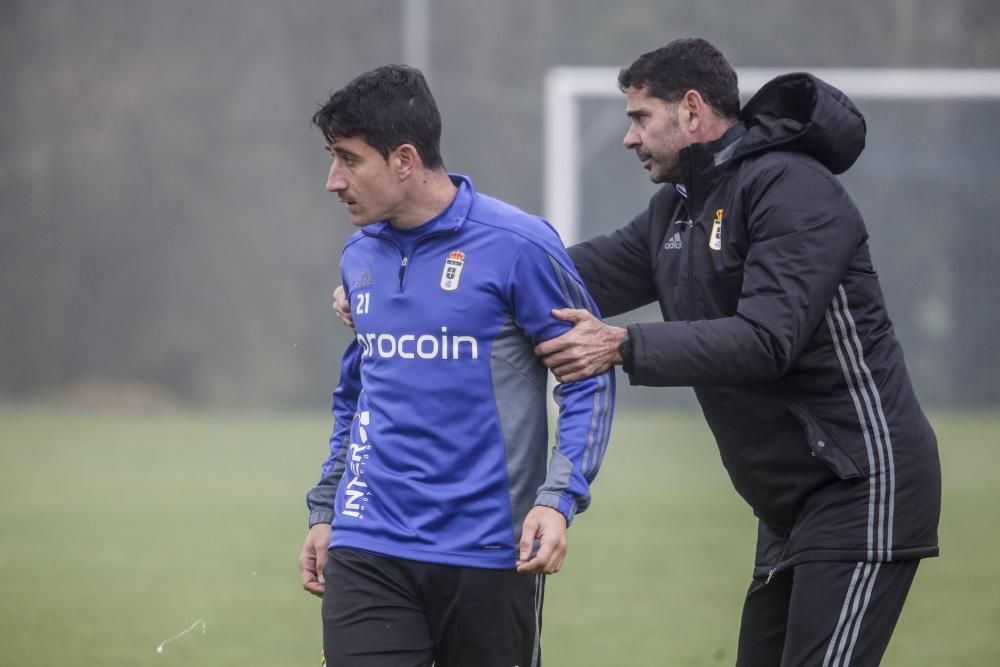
[393, 144, 420, 181]
[680, 89, 707, 132]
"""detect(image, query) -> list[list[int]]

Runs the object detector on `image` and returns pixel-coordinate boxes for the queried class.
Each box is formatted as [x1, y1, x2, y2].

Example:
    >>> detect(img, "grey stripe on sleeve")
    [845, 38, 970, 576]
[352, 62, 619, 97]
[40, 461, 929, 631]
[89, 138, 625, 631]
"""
[548, 255, 574, 308]
[490, 318, 549, 543]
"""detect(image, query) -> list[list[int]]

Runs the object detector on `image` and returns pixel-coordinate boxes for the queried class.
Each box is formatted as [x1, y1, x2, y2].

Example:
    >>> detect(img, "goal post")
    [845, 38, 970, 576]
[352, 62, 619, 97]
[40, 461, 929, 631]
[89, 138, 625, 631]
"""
[544, 66, 1000, 245]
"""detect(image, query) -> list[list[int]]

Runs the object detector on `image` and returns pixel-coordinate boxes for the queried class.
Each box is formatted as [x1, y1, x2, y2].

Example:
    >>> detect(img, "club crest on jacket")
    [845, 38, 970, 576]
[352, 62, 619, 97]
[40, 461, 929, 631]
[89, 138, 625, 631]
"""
[709, 209, 724, 251]
[440, 250, 465, 291]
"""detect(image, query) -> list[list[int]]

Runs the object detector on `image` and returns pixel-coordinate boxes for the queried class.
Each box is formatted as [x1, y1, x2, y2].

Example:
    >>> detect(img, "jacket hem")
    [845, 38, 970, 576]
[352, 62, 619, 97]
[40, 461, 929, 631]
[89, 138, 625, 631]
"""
[752, 544, 940, 579]
[330, 536, 517, 570]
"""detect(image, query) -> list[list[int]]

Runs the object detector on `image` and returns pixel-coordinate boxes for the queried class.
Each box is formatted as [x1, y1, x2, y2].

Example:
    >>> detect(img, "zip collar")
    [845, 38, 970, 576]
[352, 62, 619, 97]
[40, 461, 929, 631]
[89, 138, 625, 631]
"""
[362, 173, 475, 240]
[676, 123, 748, 196]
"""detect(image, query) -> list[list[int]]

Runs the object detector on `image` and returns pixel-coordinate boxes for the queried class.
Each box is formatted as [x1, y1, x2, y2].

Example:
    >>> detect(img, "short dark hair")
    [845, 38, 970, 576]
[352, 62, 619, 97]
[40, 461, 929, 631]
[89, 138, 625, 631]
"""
[618, 38, 740, 120]
[312, 64, 445, 170]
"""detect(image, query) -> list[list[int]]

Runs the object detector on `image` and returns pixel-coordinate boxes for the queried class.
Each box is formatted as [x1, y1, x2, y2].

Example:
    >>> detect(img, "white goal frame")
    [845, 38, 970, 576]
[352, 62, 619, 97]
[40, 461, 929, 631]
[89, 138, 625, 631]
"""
[545, 67, 1000, 244]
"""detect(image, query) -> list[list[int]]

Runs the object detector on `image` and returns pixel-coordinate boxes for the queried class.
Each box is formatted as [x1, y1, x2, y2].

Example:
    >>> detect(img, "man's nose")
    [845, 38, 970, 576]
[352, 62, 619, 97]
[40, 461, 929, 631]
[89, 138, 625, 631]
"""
[326, 164, 346, 193]
[623, 127, 639, 150]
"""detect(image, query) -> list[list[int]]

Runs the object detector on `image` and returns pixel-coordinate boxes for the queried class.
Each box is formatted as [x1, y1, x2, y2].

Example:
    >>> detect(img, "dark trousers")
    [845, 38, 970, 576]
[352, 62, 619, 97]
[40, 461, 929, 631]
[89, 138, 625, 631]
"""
[322, 547, 544, 667]
[736, 560, 919, 667]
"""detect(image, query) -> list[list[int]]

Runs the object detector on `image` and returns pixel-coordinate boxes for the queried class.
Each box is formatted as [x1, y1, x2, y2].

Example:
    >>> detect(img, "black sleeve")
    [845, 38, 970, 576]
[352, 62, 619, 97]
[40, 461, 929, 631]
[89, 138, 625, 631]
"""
[567, 207, 657, 318]
[627, 159, 862, 387]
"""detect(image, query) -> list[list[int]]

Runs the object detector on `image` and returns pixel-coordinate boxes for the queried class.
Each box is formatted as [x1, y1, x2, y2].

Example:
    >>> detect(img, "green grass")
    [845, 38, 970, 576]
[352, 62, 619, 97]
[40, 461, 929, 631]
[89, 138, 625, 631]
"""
[0, 407, 996, 666]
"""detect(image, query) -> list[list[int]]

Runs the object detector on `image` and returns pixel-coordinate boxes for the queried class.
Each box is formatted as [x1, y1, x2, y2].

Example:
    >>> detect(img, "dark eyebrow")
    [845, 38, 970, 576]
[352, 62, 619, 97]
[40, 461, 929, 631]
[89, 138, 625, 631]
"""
[332, 147, 360, 159]
[626, 109, 648, 120]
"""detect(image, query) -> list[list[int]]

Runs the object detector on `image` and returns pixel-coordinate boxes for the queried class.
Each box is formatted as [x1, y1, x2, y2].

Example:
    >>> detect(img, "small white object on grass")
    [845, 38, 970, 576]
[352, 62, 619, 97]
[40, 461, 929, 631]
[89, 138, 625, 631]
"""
[155, 619, 206, 654]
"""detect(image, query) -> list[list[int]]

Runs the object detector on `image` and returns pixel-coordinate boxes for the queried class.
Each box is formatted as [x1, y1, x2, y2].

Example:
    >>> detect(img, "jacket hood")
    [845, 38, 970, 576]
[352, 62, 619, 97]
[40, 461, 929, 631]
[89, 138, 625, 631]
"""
[736, 73, 866, 174]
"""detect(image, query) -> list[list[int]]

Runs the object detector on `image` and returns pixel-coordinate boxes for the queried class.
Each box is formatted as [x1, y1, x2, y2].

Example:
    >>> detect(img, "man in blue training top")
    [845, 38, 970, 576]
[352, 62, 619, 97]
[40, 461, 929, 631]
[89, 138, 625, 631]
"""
[297, 64, 615, 667]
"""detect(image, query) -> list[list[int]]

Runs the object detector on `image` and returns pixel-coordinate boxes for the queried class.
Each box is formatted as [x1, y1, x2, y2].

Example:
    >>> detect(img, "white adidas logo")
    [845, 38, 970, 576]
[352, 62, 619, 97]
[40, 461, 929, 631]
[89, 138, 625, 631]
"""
[664, 232, 683, 250]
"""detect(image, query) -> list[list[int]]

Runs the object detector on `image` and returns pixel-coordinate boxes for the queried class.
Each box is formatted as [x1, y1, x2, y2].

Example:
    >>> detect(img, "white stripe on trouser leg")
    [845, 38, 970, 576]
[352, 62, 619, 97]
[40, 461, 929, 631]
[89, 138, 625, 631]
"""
[822, 563, 866, 667]
[530, 574, 542, 667]
[838, 562, 881, 667]
[822, 562, 880, 667]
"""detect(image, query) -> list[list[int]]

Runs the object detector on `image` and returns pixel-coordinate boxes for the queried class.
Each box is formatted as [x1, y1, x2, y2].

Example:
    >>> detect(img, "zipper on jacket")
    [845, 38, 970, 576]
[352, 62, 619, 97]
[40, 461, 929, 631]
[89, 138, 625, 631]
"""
[362, 227, 459, 291]
[677, 199, 696, 316]
[686, 220, 696, 315]
[398, 256, 408, 287]
[765, 568, 776, 585]
[397, 231, 457, 289]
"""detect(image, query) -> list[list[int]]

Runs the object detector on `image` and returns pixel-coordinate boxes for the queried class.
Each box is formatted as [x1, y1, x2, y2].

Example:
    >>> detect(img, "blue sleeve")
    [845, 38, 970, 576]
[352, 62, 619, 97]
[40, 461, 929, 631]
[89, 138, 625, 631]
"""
[305, 339, 362, 526]
[507, 239, 616, 523]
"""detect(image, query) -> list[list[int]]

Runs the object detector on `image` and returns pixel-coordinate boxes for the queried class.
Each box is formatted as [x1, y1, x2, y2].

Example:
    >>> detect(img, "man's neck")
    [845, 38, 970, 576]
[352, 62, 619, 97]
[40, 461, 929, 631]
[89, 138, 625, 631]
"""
[390, 170, 458, 230]
[697, 116, 739, 146]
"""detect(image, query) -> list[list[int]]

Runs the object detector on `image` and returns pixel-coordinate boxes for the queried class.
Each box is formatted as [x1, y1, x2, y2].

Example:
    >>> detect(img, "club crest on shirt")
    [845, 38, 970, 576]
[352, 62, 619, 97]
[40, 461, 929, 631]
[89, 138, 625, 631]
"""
[709, 208, 724, 251]
[440, 250, 465, 291]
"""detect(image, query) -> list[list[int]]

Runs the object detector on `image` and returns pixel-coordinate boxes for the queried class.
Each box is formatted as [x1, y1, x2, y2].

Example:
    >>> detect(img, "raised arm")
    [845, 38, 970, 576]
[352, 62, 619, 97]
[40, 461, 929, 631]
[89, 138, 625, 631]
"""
[627, 161, 861, 386]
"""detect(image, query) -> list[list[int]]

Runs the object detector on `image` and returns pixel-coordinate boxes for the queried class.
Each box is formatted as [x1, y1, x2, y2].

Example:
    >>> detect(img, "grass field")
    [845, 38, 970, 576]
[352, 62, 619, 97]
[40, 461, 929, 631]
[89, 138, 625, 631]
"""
[0, 407, 997, 666]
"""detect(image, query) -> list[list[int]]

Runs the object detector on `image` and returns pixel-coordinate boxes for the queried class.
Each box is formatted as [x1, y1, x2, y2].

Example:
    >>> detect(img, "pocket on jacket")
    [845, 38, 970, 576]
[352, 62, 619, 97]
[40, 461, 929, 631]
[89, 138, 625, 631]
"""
[788, 403, 866, 480]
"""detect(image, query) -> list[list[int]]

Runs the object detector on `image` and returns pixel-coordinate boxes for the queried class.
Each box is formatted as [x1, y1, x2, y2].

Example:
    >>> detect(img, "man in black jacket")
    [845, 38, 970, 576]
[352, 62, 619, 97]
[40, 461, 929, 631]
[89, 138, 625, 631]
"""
[537, 38, 941, 666]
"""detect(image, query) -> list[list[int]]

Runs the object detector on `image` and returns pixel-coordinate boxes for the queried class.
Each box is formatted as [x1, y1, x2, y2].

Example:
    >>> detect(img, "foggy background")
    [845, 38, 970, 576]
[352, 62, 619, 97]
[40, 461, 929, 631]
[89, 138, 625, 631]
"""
[3, 0, 999, 411]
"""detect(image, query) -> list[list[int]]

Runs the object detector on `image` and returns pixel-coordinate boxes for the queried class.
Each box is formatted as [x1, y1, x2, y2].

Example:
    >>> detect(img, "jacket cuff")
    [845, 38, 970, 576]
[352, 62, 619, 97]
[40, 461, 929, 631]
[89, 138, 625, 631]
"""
[624, 323, 642, 384]
[534, 492, 578, 525]
[619, 327, 635, 373]
[308, 509, 334, 527]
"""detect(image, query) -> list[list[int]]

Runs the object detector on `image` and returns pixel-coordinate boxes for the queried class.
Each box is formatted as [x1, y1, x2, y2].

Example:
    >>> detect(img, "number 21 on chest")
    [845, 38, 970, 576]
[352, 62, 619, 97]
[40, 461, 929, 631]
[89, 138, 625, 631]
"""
[355, 292, 371, 314]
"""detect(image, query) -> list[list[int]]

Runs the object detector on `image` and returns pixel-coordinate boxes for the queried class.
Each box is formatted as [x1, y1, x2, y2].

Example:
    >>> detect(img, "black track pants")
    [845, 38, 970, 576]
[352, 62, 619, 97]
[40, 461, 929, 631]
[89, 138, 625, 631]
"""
[736, 560, 919, 667]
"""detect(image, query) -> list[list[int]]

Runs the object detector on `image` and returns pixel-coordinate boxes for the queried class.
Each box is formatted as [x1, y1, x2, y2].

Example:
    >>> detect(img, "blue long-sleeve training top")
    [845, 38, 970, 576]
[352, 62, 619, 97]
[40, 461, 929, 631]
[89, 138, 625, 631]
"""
[306, 175, 615, 569]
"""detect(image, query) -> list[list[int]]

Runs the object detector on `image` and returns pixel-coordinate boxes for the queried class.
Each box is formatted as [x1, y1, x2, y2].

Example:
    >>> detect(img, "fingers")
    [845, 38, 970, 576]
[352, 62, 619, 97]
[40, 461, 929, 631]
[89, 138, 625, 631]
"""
[518, 513, 540, 563]
[538, 352, 589, 378]
[534, 334, 568, 359]
[299, 549, 324, 597]
[550, 307, 589, 323]
[332, 284, 355, 330]
[540, 349, 601, 383]
[299, 526, 331, 598]
[536, 315, 625, 381]
[552, 368, 589, 384]
[516, 507, 568, 575]
[516, 539, 566, 574]
[534, 309, 599, 359]
[316, 544, 328, 586]
[518, 541, 559, 574]
[302, 577, 325, 597]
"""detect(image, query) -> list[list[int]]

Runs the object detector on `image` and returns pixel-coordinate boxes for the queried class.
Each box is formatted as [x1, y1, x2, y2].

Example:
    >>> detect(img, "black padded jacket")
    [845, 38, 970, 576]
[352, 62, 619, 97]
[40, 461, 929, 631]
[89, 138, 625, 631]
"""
[568, 73, 941, 577]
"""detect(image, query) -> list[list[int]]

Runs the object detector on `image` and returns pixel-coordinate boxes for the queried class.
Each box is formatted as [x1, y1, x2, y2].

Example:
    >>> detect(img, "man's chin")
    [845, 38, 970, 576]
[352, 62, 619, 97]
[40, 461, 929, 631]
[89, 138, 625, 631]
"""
[351, 216, 376, 227]
[647, 168, 679, 185]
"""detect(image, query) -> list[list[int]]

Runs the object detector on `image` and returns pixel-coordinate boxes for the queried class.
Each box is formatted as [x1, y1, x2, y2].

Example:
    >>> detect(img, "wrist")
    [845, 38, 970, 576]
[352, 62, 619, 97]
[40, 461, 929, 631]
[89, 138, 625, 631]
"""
[617, 328, 634, 373]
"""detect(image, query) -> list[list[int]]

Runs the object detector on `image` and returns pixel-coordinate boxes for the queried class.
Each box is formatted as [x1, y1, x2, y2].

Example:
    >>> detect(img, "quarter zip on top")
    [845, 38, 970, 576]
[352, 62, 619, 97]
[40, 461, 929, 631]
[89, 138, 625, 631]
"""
[364, 227, 461, 291]
[398, 256, 408, 286]
[397, 229, 460, 290]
